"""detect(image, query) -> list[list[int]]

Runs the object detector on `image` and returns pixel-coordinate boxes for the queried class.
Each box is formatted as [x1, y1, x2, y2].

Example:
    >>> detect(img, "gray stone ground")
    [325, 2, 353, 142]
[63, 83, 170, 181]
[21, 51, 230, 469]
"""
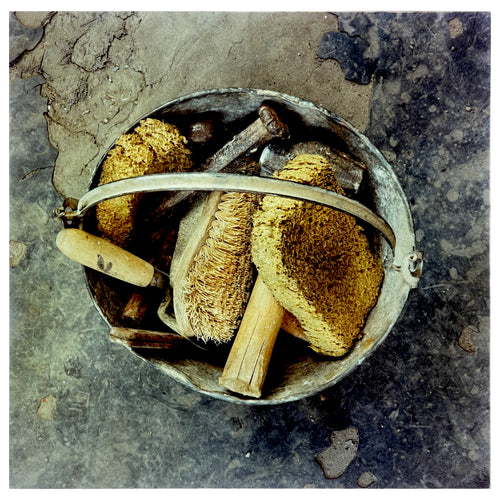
[10, 11, 490, 488]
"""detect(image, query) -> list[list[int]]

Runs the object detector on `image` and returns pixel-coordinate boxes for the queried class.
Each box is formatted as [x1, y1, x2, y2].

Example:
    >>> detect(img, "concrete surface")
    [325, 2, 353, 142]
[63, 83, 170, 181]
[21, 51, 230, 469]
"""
[9, 11, 490, 488]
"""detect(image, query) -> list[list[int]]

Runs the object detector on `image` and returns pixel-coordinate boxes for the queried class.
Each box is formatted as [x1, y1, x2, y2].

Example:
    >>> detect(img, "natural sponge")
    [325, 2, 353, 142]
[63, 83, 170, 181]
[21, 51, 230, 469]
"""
[251, 154, 384, 357]
[96, 118, 192, 247]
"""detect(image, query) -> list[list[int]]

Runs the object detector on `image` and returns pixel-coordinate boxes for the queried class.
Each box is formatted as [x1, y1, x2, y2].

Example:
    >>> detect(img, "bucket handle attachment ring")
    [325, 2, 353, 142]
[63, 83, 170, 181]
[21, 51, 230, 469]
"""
[392, 250, 424, 289]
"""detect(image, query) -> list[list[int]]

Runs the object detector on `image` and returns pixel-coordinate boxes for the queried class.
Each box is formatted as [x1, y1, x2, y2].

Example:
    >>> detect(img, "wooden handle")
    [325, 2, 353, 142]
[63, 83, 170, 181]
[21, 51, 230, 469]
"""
[56, 228, 156, 287]
[171, 191, 223, 337]
[219, 275, 285, 398]
[109, 326, 187, 349]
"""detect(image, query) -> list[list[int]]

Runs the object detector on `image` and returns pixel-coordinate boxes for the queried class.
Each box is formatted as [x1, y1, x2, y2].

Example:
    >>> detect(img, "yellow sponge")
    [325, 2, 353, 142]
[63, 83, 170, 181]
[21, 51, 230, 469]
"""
[251, 154, 384, 357]
[96, 118, 192, 247]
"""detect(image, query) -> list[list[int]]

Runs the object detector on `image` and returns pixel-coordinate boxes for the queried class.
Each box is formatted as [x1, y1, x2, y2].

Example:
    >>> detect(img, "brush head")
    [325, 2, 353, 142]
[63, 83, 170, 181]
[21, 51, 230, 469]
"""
[251, 154, 384, 357]
[175, 189, 259, 343]
[96, 119, 192, 247]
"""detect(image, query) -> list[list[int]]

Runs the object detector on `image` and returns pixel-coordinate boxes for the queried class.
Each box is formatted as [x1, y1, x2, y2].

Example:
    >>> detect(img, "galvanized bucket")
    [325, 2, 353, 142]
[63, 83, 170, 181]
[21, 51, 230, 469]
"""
[58, 88, 422, 404]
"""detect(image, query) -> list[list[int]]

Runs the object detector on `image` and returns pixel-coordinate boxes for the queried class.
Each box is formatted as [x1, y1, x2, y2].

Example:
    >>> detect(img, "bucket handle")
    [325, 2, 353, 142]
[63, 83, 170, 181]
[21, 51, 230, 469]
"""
[55, 171, 397, 250]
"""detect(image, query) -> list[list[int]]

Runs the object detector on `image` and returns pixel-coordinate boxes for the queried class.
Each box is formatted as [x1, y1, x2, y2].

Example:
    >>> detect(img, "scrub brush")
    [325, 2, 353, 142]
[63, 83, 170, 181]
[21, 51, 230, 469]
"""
[170, 159, 260, 343]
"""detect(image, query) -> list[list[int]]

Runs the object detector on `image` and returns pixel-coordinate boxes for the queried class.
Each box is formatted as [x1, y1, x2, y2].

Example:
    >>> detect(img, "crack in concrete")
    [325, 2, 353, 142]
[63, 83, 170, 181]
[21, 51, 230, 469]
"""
[19, 165, 54, 183]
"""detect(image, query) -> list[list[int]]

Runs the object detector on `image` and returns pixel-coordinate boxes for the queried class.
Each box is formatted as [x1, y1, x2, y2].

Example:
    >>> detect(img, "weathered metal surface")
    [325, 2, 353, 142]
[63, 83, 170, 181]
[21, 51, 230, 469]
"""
[71, 172, 397, 250]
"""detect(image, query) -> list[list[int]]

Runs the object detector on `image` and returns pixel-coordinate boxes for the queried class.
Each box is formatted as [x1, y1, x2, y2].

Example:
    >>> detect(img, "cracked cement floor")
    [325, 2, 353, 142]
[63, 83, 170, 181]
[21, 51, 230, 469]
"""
[9, 11, 490, 488]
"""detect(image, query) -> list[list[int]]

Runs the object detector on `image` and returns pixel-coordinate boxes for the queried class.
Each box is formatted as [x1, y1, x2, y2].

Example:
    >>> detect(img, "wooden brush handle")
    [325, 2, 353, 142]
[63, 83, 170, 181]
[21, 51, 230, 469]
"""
[219, 275, 285, 398]
[171, 191, 223, 337]
[56, 228, 158, 288]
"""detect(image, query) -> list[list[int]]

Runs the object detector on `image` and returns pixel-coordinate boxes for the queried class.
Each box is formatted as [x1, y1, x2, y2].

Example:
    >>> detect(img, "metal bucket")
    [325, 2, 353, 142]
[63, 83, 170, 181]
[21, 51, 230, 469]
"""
[74, 88, 422, 404]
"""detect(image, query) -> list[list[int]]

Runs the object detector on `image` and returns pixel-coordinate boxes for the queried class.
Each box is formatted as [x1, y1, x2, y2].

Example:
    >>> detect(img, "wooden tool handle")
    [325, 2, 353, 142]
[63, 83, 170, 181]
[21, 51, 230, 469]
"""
[56, 228, 156, 287]
[171, 191, 223, 337]
[109, 327, 187, 349]
[219, 275, 285, 398]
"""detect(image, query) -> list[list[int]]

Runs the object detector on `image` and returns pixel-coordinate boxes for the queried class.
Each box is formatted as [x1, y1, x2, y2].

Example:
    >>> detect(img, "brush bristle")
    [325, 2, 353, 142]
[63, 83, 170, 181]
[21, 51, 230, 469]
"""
[96, 119, 192, 247]
[178, 191, 259, 343]
[251, 154, 384, 357]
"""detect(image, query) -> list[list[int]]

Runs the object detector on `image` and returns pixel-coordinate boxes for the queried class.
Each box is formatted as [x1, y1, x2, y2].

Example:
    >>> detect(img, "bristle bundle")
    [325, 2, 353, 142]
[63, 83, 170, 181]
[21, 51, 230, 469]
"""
[179, 191, 259, 343]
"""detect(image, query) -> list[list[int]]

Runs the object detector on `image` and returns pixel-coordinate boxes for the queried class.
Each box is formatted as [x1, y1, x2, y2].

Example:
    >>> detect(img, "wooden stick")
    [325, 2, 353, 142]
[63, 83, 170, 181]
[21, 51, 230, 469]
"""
[281, 310, 308, 341]
[109, 326, 186, 349]
[121, 289, 151, 325]
[219, 275, 285, 398]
